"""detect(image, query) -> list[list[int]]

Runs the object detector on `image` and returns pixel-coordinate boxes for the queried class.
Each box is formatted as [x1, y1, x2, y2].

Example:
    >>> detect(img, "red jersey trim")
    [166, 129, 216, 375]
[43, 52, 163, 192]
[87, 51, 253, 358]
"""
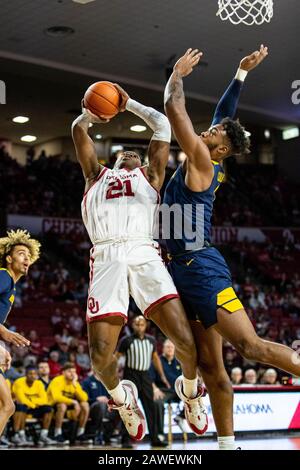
[86, 312, 127, 324]
[83, 166, 108, 198]
[144, 293, 180, 318]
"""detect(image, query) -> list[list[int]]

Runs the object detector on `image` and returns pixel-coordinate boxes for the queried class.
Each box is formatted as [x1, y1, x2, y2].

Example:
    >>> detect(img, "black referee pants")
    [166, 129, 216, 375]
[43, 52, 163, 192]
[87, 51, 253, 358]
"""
[123, 368, 158, 442]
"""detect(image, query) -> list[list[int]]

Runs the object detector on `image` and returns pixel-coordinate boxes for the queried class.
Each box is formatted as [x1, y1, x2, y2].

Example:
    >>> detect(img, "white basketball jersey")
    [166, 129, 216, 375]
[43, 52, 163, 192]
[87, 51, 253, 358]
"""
[81, 167, 159, 244]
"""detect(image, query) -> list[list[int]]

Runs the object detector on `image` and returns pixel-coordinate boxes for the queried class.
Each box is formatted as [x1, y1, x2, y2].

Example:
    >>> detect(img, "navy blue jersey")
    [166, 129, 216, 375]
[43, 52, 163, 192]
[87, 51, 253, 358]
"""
[163, 161, 225, 255]
[149, 355, 181, 390]
[82, 374, 109, 404]
[0, 268, 16, 325]
[162, 77, 244, 328]
[163, 77, 243, 256]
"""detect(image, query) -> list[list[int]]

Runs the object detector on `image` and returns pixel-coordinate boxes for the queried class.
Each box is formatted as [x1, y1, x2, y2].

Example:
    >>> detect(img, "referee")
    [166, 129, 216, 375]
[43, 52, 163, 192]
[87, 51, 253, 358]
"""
[118, 315, 170, 447]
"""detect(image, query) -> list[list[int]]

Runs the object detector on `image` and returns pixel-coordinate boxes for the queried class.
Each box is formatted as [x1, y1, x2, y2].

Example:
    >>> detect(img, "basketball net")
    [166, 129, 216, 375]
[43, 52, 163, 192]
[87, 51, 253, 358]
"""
[217, 0, 274, 26]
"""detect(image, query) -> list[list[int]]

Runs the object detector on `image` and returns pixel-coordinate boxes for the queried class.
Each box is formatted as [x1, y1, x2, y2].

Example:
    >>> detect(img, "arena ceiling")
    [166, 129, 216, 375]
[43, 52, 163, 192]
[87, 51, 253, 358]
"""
[0, 0, 299, 145]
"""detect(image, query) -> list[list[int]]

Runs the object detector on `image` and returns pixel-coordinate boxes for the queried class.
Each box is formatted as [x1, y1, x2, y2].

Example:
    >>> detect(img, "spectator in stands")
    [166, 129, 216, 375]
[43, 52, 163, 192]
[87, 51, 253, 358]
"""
[82, 373, 111, 444]
[150, 339, 183, 438]
[57, 342, 70, 366]
[10, 341, 30, 363]
[224, 349, 242, 374]
[231, 367, 243, 385]
[38, 362, 51, 390]
[5, 360, 24, 382]
[75, 344, 90, 372]
[69, 337, 80, 352]
[47, 362, 91, 444]
[48, 351, 62, 378]
[28, 330, 45, 357]
[23, 352, 38, 368]
[54, 262, 69, 281]
[49, 334, 63, 353]
[51, 308, 65, 334]
[243, 369, 258, 385]
[262, 368, 279, 385]
[68, 352, 82, 377]
[11, 366, 55, 447]
[60, 327, 73, 346]
[69, 307, 84, 336]
[73, 276, 88, 302]
[29, 263, 41, 286]
[50, 308, 62, 327]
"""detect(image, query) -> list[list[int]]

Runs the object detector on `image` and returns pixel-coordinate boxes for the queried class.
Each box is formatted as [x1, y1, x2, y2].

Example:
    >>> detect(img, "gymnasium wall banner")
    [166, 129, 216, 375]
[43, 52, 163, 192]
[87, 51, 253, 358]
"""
[7, 214, 300, 244]
[165, 387, 300, 434]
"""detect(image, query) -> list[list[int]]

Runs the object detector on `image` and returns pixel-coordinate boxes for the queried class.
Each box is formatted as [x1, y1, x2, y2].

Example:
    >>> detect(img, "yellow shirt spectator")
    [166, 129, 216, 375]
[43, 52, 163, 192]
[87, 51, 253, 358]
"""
[47, 374, 88, 406]
[12, 376, 48, 409]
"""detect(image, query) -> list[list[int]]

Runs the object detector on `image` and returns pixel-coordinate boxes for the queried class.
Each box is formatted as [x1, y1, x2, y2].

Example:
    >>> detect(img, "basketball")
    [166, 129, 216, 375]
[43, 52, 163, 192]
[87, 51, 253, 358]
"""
[83, 81, 121, 119]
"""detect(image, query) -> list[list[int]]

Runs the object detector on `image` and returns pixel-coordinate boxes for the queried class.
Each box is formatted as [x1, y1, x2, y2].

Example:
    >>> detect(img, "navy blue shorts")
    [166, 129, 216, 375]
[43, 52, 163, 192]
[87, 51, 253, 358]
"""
[15, 404, 52, 417]
[169, 247, 243, 329]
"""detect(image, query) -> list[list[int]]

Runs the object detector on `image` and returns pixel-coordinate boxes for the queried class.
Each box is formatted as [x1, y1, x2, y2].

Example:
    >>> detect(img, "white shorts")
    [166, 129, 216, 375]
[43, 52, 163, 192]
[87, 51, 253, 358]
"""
[86, 239, 179, 323]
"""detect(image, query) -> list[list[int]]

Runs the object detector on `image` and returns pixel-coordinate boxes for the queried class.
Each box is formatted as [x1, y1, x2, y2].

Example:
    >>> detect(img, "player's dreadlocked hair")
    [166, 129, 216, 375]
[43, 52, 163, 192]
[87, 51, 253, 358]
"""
[0, 229, 41, 268]
[221, 117, 251, 156]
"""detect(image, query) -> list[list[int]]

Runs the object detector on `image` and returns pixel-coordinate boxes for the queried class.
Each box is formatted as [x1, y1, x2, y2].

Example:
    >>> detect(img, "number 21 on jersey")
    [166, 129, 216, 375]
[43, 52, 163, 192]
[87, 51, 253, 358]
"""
[106, 179, 135, 199]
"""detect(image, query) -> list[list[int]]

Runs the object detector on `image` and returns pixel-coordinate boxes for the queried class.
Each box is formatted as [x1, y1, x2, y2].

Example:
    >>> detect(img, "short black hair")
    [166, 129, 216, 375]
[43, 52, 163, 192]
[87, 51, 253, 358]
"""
[221, 117, 251, 156]
[62, 362, 76, 371]
[25, 365, 37, 373]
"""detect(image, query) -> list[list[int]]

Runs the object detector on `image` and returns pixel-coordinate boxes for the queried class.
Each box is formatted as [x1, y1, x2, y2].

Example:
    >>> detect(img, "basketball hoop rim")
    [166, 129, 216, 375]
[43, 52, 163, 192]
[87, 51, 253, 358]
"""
[216, 0, 274, 26]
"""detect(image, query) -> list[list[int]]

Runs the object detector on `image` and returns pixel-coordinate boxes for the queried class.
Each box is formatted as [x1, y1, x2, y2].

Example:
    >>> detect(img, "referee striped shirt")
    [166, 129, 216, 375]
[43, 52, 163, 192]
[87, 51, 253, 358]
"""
[118, 334, 156, 371]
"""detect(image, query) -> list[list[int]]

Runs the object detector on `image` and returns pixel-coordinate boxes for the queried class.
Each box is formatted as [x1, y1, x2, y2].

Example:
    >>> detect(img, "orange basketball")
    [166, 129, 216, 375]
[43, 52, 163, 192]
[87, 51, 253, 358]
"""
[83, 81, 121, 119]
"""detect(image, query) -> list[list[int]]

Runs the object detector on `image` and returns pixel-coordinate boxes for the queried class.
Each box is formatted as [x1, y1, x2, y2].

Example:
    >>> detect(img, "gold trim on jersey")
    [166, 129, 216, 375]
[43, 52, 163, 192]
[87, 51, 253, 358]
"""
[217, 287, 244, 313]
[0, 268, 13, 280]
[217, 172, 225, 183]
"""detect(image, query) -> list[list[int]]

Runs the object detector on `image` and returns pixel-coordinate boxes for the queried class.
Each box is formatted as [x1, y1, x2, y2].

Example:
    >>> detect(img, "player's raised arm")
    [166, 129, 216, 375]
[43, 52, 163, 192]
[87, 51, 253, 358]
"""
[71, 105, 108, 184]
[114, 83, 171, 192]
[212, 44, 268, 125]
[164, 49, 212, 174]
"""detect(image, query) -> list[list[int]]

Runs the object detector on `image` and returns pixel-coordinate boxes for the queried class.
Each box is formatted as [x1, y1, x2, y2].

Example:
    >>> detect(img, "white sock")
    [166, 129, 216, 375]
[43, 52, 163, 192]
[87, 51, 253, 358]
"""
[218, 436, 236, 450]
[41, 429, 48, 438]
[182, 376, 198, 399]
[108, 383, 126, 405]
[77, 427, 85, 436]
[19, 430, 25, 437]
[54, 427, 62, 437]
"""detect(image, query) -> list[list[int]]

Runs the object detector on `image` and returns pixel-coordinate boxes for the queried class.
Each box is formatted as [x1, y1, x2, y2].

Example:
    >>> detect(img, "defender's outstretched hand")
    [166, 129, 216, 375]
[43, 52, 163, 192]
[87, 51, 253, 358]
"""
[174, 48, 203, 78]
[240, 44, 269, 72]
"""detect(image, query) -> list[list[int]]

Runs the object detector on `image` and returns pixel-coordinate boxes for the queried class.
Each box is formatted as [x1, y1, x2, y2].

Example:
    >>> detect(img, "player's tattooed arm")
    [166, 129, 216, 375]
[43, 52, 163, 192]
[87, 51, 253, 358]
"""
[71, 104, 108, 185]
[166, 71, 185, 102]
[164, 49, 212, 175]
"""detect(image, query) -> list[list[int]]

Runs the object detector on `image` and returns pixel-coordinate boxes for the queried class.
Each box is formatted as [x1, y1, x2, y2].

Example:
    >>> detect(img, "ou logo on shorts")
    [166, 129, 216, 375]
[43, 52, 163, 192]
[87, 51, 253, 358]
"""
[88, 297, 100, 314]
